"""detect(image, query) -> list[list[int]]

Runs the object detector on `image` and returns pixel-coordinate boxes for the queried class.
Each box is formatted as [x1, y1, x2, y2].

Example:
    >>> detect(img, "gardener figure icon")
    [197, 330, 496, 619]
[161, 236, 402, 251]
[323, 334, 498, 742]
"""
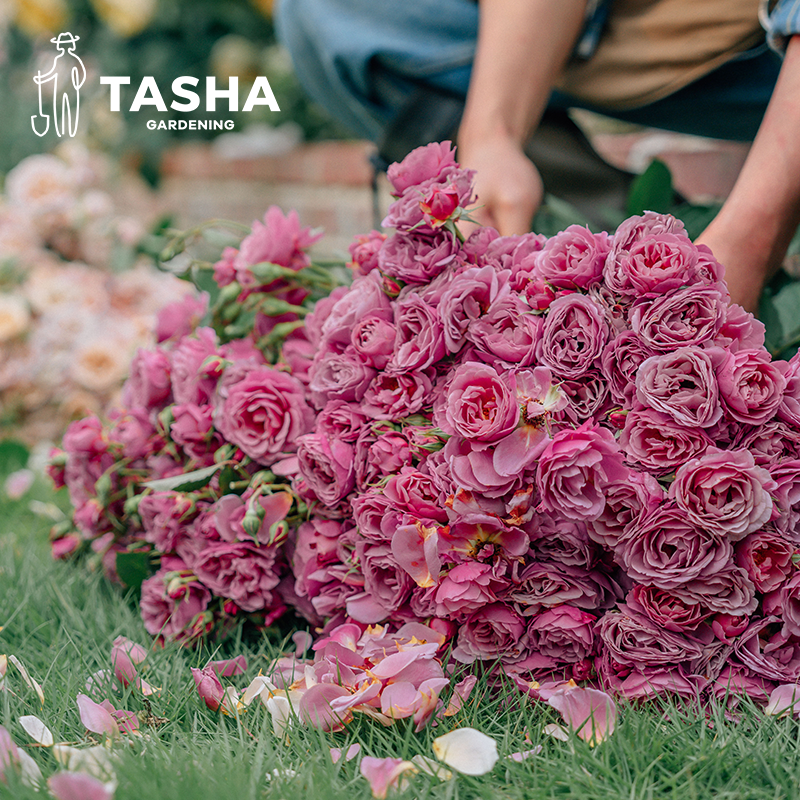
[31, 31, 87, 138]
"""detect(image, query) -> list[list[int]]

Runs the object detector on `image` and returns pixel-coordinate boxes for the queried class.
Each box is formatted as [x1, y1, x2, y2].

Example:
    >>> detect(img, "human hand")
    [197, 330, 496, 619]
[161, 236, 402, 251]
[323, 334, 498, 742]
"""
[457, 135, 544, 237]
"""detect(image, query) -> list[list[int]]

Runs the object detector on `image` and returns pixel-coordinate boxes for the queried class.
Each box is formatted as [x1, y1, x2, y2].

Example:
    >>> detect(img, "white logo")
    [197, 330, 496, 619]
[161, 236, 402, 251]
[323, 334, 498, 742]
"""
[32, 32, 87, 138]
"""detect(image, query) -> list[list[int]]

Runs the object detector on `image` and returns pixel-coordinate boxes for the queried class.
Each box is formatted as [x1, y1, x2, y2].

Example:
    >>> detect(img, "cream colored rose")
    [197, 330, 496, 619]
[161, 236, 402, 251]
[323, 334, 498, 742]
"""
[0, 294, 31, 342]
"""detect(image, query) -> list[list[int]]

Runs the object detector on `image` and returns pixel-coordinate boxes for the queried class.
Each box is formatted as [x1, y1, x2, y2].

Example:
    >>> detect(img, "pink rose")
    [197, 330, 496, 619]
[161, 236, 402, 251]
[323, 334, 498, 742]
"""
[378, 231, 459, 285]
[355, 428, 413, 488]
[170, 327, 220, 406]
[524, 605, 597, 668]
[778, 352, 800, 427]
[215, 366, 314, 464]
[419, 183, 460, 226]
[433, 562, 502, 617]
[386, 141, 458, 194]
[383, 468, 448, 522]
[466, 295, 542, 368]
[349, 229, 386, 276]
[736, 528, 795, 592]
[345, 543, 413, 623]
[534, 224, 610, 290]
[669, 447, 776, 541]
[628, 584, 710, 633]
[297, 433, 355, 506]
[718, 348, 786, 425]
[170, 403, 221, 464]
[387, 293, 446, 371]
[635, 346, 728, 428]
[452, 603, 528, 664]
[316, 400, 368, 444]
[155, 292, 208, 343]
[600, 331, 651, 406]
[351, 315, 396, 369]
[124, 347, 171, 409]
[536, 423, 629, 520]
[361, 370, 433, 421]
[140, 567, 212, 644]
[139, 491, 198, 553]
[319, 271, 392, 347]
[192, 541, 283, 613]
[539, 293, 609, 378]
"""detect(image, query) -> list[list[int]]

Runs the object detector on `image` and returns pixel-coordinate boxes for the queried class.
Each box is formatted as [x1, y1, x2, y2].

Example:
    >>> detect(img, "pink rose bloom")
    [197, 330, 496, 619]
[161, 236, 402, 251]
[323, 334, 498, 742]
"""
[778, 352, 800, 427]
[735, 618, 800, 683]
[297, 433, 355, 506]
[629, 285, 724, 352]
[715, 302, 766, 352]
[628, 584, 710, 633]
[377, 231, 459, 285]
[345, 543, 412, 623]
[210, 491, 293, 546]
[770, 459, 800, 536]
[139, 491, 197, 553]
[435, 362, 519, 442]
[361, 370, 433, 421]
[386, 140, 458, 194]
[316, 400, 368, 444]
[290, 519, 346, 600]
[215, 366, 314, 464]
[443, 436, 523, 499]
[780, 573, 800, 637]
[673, 563, 757, 616]
[718, 348, 786, 425]
[736, 528, 795, 593]
[433, 562, 501, 617]
[467, 295, 542, 368]
[539, 293, 609, 379]
[355, 428, 414, 488]
[320, 271, 392, 348]
[383, 468, 448, 522]
[170, 402, 221, 464]
[308, 348, 377, 409]
[304, 286, 348, 347]
[600, 331, 652, 406]
[170, 327, 220, 406]
[438, 265, 511, 352]
[236, 205, 323, 278]
[735, 420, 800, 467]
[536, 422, 629, 521]
[524, 605, 597, 668]
[387, 293, 446, 371]
[109, 406, 158, 461]
[155, 292, 208, 343]
[618, 501, 733, 589]
[669, 447, 775, 541]
[634, 346, 729, 428]
[192, 541, 283, 613]
[212, 245, 238, 288]
[382, 168, 474, 232]
[550, 371, 610, 428]
[349, 229, 386, 276]
[452, 603, 528, 664]
[140, 567, 212, 644]
[351, 315, 396, 369]
[123, 347, 171, 409]
[619, 407, 712, 475]
[534, 224, 610, 290]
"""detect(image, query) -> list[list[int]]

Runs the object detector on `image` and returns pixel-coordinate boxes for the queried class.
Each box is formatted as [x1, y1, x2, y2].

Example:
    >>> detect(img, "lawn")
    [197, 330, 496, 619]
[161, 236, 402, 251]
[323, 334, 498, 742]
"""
[0, 453, 799, 800]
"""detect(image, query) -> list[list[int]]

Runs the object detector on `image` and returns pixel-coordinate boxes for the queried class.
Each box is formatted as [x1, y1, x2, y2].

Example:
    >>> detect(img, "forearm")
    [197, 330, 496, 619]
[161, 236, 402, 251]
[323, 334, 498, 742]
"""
[697, 35, 800, 309]
[459, 0, 588, 149]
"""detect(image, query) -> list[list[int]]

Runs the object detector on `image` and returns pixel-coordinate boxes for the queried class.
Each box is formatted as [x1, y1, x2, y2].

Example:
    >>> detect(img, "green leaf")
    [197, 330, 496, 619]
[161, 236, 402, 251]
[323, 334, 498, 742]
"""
[142, 463, 223, 493]
[626, 159, 673, 217]
[670, 202, 721, 240]
[116, 551, 153, 592]
[759, 289, 784, 356]
[770, 280, 800, 352]
[0, 439, 29, 473]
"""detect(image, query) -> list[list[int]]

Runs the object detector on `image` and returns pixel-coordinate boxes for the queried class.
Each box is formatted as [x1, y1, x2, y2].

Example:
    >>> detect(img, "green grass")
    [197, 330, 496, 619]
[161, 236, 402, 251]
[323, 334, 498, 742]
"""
[2, 464, 800, 799]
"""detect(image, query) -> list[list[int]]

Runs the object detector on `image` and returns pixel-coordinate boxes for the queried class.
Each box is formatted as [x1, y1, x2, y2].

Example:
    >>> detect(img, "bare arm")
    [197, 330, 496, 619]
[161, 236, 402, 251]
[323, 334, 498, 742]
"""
[457, 0, 588, 235]
[696, 35, 800, 313]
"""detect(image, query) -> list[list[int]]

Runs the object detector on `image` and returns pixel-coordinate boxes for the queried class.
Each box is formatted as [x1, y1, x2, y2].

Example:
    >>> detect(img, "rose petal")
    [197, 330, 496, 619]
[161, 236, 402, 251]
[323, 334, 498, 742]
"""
[19, 714, 53, 746]
[765, 684, 800, 717]
[76, 694, 118, 737]
[49, 772, 115, 800]
[330, 743, 361, 764]
[432, 727, 498, 775]
[8, 655, 44, 705]
[546, 686, 617, 746]
[204, 655, 248, 678]
[359, 756, 416, 799]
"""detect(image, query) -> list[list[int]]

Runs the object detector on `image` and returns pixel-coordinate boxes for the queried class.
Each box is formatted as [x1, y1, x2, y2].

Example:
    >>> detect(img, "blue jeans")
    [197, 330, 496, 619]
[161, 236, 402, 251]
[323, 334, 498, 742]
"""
[276, 0, 781, 143]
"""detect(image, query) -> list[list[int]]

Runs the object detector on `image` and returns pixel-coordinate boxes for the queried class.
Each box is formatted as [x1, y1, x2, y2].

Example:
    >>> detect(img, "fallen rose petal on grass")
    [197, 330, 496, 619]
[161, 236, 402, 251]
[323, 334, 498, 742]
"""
[76, 694, 118, 738]
[444, 674, 478, 717]
[546, 686, 617, 746]
[52, 744, 116, 781]
[49, 771, 115, 800]
[204, 655, 247, 678]
[8, 655, 44, 705]
[330, 743, 361, 764]
[432, 727, 499, 775]
[19, 714, 53, 746]
[765, 684, 800, 717]
[359, 756, 417, 799]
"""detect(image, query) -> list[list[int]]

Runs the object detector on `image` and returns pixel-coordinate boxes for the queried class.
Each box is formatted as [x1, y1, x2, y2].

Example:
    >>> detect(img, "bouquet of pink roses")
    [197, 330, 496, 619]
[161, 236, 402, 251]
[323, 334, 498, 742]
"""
[52, 141, 800, 709]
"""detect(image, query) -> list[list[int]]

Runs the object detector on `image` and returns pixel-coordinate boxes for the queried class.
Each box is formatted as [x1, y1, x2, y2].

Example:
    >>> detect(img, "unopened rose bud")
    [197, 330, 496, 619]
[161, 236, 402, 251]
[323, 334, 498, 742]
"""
[419, 185, 460, 226]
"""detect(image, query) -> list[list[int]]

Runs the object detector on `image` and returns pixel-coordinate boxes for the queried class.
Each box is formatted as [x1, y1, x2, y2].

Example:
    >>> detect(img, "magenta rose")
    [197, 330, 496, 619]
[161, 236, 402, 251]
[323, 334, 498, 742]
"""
[378, 231, 459, 285]
[669, 447, 775, 541]
[355, 428, 414, 488]
[618, 502, 733, 589]
[433, 562, 502, 617]
[386, 140, 458, 194]
[467, 295, 542, 368]
[536, 422, 629, 521]
[735, 618, 800, 683]
[718, 348, 786, 425]
[634, 346, 728, 428]
[435, 361, 518, 442]
[349, 229, 386, 276]
[383, 467, 448, 522]
[140, 567, 211, 644]
[780, 573, 800, 637]
[443, 436, 523, 499]
[124, 347, 171, 409]
[215, 366, 314, 464]
[139, 491, 198, 553]
[308, 348, 377, 408]
[170, 327, 220, 406]
[672, 563, 757, 616]
[619, 407, 712, 475]
[629, 285, 724, 352]
[627, 584, 710, 633]
[778, 352, 800, 427]
[539, 293, 609, 378]
[551, 371, 610, 428]
[387, 294, 446, 371]
[534, 224, 610, 290]
[735, 528, 795, 592]
[192, 541, 283, 612]
[451, 602, 528, 664]
[524, 605, 597, 668]
[361, 370, 433, 421]
[345, 543, 413, 623]
[297, 433, 355, 506]
[170, 403, 221, 464]
[319, 272, 392, 348]
[351, 315, 396, 369]
[600, 331, 652, 406]
[316, 400, 368, 444]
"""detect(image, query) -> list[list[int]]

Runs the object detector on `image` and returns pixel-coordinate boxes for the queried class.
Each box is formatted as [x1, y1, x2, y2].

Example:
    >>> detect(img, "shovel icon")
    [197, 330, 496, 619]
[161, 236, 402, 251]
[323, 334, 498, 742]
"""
[31, 32, 85, 138]
[31, 69, 50, 137]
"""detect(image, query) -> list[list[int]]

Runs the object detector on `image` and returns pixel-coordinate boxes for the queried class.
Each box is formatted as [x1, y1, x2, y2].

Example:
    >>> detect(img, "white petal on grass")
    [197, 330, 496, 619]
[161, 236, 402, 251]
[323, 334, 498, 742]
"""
[16, 749, 43, 788]
[543, 723, 571, 742]
[410, 754, 453, 781]
[52, 745, 116, 782]
[264, 695, 292, 738]
[8, 656, 44, 705]
[240, 676, 276, 707]
[19, 715, 53, 746]
[432, 728, 498, 775]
